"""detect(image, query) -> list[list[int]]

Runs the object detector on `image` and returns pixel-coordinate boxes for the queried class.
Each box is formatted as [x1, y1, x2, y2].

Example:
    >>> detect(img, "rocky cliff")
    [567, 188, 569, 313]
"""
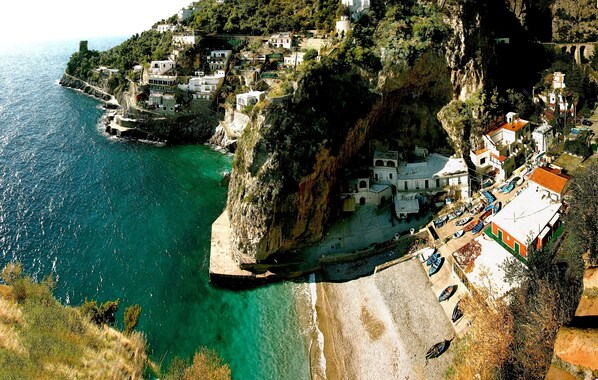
[227, 0, 492, 263]
[59, 73, 117, 106]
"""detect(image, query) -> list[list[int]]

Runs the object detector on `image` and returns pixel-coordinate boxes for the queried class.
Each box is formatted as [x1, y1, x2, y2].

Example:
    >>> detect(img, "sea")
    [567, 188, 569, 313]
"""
[0, 38, 311, 379]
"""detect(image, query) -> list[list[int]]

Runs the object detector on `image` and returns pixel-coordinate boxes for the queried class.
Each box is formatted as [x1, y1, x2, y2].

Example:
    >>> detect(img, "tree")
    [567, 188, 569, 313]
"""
[304, 49, 318, 61]
[568, 162, 598, 265]
[124, 304, 142, 334]
[80, 299, 120, 326]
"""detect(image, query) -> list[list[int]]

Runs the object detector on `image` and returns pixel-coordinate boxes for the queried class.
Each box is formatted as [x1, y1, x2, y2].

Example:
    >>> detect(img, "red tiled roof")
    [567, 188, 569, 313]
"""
[529, 166, 571, 195]
[491, 153, 507, 162]
[500, 118, 529, 132]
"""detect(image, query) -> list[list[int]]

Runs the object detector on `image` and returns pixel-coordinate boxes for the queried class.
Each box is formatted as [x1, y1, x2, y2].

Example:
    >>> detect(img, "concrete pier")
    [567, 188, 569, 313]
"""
[209, 211, 277, 288]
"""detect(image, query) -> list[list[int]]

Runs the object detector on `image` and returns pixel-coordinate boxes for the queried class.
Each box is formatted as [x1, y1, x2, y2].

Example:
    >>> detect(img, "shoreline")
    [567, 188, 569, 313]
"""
[307, 259, 457, 379]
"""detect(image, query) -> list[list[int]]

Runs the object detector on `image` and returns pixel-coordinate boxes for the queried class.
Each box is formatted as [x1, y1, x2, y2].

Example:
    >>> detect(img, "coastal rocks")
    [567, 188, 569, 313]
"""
[59, 73, 115, 106]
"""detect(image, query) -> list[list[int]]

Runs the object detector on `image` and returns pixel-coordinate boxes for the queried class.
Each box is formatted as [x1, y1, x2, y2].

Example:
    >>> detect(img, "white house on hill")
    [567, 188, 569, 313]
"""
[149, 59, 175, 75]
[372, 150, 399, 186]
[397, 153, 470, 200]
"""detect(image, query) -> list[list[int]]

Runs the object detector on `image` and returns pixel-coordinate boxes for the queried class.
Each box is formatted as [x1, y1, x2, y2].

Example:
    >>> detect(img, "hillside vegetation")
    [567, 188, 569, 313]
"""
[0, 263, 231, 379]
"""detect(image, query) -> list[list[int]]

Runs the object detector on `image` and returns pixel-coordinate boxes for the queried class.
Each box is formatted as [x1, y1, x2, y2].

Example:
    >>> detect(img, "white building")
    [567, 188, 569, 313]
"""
[208, 50, 232, 72]
[549, 71, 572, 114]
[470, 112, 531, 181]
[283, 52, 306, 68]
[532, 123, 554, 153]
[187, 73, 225, 101]
[372, 150, 399, 186]
[173, 35, 198, 47]
[149, 59, 175, 75]
[156, 24, 177, 33]
[397, 153, 470, 199]
[336, 16, 351, 37]
[236, 91, 264, 111]
[342, 176, 392, 210]
[148, 75, 177, 91]
[342, 0, 371, 20]
[527, 166, 571, 202]
[269, 32, 293, 49]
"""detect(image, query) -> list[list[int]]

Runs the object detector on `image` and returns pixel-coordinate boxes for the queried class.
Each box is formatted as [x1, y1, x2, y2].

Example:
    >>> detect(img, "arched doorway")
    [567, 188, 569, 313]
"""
[570, 46, 576, 61]
[359, 180, 367, 189]
[561, 46, 567, 54]
[387, 161, 395, 167]
[375, 159, 384, 166]
[359, 197, 366, 206]
[580, 45, 586, 63]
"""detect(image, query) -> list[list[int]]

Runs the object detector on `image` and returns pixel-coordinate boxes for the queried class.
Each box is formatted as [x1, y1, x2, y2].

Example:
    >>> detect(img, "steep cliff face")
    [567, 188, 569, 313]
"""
[228, 0, 492, 262]
[437, 1, 491, 158]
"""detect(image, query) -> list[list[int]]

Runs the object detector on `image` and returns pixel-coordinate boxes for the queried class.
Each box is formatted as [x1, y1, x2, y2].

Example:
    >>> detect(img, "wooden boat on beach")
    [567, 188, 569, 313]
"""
[429, 256, 443, 276]
[426, 340, 450, 359]
[438, 285, 457, 302]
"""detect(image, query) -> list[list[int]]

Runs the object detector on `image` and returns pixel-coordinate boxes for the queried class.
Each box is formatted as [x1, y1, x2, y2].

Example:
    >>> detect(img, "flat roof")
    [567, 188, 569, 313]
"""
[460, 235, 523, 299]
[501, 118, 529, 133]
[398, 153, 467, 180]
[370, 183, 389, 193]
[395, 197, 419, 214]
[492, 187, 561, 245]
[373, 150, 398, 161]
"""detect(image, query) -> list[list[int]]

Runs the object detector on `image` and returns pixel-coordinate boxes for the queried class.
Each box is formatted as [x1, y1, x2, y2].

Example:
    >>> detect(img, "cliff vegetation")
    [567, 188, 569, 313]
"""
[0, 263, 231, 380]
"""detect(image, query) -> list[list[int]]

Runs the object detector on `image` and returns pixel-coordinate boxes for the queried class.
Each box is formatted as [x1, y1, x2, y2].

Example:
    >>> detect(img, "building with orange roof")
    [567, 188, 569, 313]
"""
[528, 166, 571, 201]
[470, 112, 531, 180]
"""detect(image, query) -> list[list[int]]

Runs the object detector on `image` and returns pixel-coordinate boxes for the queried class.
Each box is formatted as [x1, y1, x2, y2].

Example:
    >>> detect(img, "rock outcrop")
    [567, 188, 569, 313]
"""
[226, 1, 494, 263]
[59, 73, 117, 106]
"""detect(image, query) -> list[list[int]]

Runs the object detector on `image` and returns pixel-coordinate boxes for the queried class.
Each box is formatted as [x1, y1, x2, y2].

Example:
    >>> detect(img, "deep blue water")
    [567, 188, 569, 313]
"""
[0, 39, 309, 379]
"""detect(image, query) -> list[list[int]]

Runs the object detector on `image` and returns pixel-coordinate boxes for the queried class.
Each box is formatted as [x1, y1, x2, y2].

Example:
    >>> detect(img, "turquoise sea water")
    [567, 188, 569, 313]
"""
[0, 39, 309, 379]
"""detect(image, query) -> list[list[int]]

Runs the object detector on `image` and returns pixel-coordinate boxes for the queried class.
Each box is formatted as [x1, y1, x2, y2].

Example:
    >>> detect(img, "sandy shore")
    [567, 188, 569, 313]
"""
[312, 259, 456, 380]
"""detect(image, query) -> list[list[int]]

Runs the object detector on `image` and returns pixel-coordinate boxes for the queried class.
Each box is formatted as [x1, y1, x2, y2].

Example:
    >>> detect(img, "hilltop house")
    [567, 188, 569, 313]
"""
[342, 0, 371, 19]
[491, 187, 562, 257]
[172, 34, 198, 47]
[149, 59, 175, 75]
[186, 72, 225, 101]
[532, 123, 554, 153]
[208, 50, 232, 73]
[283, 52, 306, 68]
[397, 153, 470, 200]
[549, 71, 573, 114]
[470, 112, 531, 180]
[156, 24, 177, 33]
[148, 75, 177, 92]
[527, 166, 571, 202]
[236, 91, 264, 112]
[269, 32, 293, 49]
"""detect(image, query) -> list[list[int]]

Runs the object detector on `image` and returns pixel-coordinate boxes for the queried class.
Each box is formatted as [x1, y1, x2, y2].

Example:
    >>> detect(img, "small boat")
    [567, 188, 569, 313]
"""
[510, 176, 520, 186]
[426, 340, 450, 359]
[453, 206, 465, 217]
[492, 202, 502, 215]
[438, 285, 457, 302]
[452, 301, 463, 322]
[453, 230, 464, 239]
[463, 219, 478, 232]
[447, 212, 457, 221]
[484, 203, 494, 212]
[516, 177, 524, 186]
[429, 256, 444, 276]
[502, 182, 515, 194]
[455, 216, 472, 226]
[471, 220, 484, 234]
[425, 251, 440, 266]
[433, 215, 449, 228]
[481, 178, 493, 188]
[481, 190, 496, 204]
[480, 209, 492, 221]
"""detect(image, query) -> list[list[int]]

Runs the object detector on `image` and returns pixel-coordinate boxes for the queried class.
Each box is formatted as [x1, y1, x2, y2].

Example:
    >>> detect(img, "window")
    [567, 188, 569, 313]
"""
[375, 160, 384, 166]
[359, 180, 367, 189]
[436, 179, 440, 188]
[389, 173, 393, 180]
[404, 181, 408, 190]
[425, 180, 429, 189]
[387, 161, 395, 167]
